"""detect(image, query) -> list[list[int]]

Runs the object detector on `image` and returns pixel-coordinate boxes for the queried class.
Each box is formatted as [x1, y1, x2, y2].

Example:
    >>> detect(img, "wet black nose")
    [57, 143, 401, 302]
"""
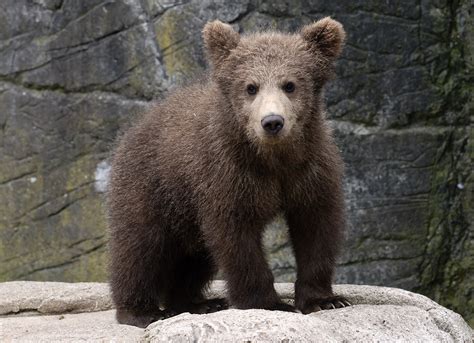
[261, 114, 284, 135]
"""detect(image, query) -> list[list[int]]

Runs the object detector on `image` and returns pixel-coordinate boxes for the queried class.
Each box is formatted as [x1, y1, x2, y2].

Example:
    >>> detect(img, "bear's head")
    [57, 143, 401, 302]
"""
[202, 18, 345, 150]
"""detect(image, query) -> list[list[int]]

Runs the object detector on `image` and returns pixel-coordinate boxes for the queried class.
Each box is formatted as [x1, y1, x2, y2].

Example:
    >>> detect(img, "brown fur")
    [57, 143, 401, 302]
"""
[107, 17, 348, 328]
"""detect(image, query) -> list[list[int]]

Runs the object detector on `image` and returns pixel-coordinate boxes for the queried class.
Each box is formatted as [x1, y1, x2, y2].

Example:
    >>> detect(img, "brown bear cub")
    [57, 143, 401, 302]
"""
[107, 17, 350, 328]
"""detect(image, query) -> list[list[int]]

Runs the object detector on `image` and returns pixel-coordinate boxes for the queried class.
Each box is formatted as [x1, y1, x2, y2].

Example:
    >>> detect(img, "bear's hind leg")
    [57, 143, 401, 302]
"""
[164, 250, 228, 314]
[109, 227, 175, 328]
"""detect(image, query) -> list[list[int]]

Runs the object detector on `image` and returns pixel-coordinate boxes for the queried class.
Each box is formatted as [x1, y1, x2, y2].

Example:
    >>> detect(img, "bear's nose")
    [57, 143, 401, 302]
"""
[261, 114, 284, 135]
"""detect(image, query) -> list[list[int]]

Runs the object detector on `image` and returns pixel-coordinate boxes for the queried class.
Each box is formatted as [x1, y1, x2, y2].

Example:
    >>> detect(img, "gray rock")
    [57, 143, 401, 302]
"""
[0, 82, 148, 282]
[143, 306, 471, 342]
[147, 283, 474, 342]
[1, 310, 143, 342]
[0, 281, 472, 342]
[0, 281, 112, 315]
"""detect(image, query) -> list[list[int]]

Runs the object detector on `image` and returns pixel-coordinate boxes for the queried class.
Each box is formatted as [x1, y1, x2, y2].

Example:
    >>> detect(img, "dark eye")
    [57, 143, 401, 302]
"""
[246, 84, 258, 95]
[283, 82, 295, 93]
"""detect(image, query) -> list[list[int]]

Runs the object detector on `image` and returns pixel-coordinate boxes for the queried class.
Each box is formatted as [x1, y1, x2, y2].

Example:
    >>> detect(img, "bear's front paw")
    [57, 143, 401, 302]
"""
[116, 308, 177, 328]
[297, 295, 351, 314]
[191, 298, 229, 314]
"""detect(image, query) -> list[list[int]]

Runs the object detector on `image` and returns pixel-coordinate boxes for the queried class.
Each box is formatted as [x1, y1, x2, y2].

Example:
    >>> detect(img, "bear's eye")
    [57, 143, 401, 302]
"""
[246, 84, 258, 95]
[283, 82, 295, 93]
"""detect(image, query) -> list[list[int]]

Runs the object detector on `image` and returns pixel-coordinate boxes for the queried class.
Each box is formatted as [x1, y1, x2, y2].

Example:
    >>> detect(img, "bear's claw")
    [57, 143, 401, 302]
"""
[299, 295, 351, 314]
[191, 298, 229, 314]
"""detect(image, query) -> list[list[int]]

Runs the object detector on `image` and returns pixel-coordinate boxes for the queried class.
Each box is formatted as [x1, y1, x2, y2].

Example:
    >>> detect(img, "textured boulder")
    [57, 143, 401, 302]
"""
[0, 282, 472, 342]
[144, 307, 471, 342]
[0, 0, 472, 325]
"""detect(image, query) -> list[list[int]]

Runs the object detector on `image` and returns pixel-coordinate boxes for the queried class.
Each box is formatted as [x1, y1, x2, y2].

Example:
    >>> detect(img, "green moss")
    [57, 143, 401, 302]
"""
[419, 90, 473, 322]
[416, 0, 474, 325]
[58, 157, 108, 282]
[0, 152, 108, 282]
[154, 9, 202, 81]
[418, 129, 473, 326]
[63, 244, 108, 282]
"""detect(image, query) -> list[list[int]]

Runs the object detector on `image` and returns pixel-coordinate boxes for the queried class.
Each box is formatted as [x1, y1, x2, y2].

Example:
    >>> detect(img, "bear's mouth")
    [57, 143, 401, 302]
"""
[256, 129, 291, 146]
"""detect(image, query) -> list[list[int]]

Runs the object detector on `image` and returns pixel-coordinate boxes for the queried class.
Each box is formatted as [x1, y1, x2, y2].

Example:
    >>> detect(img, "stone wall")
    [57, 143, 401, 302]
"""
[0, 0, 472, 325]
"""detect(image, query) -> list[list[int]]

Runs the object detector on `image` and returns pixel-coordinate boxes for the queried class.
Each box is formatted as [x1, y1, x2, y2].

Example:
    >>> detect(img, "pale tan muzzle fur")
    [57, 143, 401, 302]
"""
[248, 85, 296, 143]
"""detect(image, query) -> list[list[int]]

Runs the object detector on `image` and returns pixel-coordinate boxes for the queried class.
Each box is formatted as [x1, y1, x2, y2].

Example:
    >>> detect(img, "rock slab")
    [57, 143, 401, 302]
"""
[0, 282, 472, 342]
[1, 310, 142, 342]
[0, 281, 112, 315]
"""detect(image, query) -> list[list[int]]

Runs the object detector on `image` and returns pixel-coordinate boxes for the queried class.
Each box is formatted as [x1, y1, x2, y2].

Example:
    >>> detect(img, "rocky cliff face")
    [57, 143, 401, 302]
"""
[0, 0, 472, 325]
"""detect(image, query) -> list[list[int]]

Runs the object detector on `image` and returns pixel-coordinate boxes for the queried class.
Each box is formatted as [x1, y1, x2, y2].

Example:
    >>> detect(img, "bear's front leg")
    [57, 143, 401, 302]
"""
[287, 199, 351, 313]
[201, 215, 294, 312]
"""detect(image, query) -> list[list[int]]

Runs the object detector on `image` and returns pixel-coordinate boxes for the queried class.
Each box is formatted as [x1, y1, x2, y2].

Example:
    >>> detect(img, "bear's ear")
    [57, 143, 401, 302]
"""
[301, 17, 346, 61]
[202, 20, 240, 67]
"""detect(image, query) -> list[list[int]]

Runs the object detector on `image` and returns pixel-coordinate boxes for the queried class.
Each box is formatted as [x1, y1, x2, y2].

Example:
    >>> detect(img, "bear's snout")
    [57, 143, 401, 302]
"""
[261, 114, 284, 135]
